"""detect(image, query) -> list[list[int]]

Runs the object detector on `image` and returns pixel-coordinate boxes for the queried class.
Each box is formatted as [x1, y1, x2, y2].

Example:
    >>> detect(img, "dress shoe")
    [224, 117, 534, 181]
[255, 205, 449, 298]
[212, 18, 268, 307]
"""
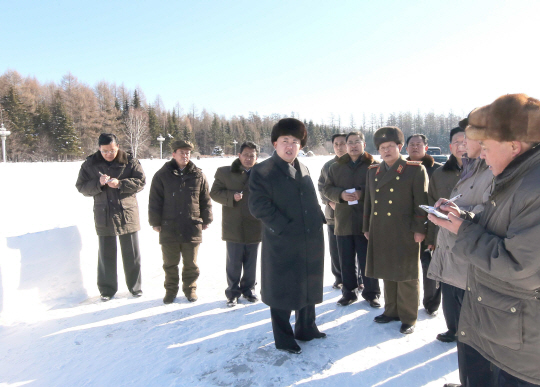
[163, 292, 177, 304]
[426, 309, 438, 316]
[131, 291, 143, 298]
[295, 331, 327, 341]
[332, 281, 343, 290]
[374, 314, 400, 323]
[278, 344, 302, 354]
[243, 294, 258, 303]
[443, 384, 461, 387]
[226, 298, 237, 307]
[400, 323, 415, 334]
[358, 284, 365, 290]
[337, 296, 357, 306]
[100, 295, 112, 302]
[437, 330, 457, 343]
[368, 299, 382, 308]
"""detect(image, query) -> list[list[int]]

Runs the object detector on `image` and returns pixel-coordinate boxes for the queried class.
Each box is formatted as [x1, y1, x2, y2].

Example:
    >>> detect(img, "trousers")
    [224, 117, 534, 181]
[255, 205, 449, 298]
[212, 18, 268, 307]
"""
[225, 241, 259, 300]
[383, 279, 420, 325]
[161, 242, 200, 295]
[97, 232, 142, 296]
[270, 305, 320, 349]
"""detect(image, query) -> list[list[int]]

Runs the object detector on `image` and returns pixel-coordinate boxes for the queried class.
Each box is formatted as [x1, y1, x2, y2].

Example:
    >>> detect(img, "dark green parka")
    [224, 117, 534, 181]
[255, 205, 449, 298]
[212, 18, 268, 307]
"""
[75, 150, 145, 236]
[148, 160, 212, 245]
[323, 152, 375, 236]
[210, 158, 262, 244]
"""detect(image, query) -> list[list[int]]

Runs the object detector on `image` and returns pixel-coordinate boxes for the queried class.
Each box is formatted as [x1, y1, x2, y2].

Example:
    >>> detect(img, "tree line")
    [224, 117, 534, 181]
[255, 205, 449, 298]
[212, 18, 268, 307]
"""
[0, 70, 462, 162]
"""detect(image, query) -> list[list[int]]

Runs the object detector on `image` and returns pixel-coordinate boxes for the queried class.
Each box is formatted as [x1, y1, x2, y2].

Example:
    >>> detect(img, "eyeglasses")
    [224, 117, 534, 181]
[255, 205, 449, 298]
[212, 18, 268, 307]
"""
[100, 150, 118, 155]
[452, 141, 466, 148]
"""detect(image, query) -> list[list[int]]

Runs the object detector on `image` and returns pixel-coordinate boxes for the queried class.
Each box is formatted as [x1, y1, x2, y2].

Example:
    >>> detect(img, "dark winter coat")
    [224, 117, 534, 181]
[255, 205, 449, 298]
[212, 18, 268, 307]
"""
[406, 154, 442, 179]
[453, 146, 540, 385]
[317, 156, 339, 226]
[76, 150, 145, 237]
[210, 158, 262, 244]
[425, 154, 462, 246]
[427, 158, 492, 289]
[323, 152, 375, 236]
[148, 160, 212, 245]
[363, 156, 428, 281]
[248, 152, 325, 310]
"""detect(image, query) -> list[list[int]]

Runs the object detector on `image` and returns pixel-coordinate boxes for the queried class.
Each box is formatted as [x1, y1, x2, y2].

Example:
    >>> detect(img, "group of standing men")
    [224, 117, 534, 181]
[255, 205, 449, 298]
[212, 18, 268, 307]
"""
[76, 93, 540, 386]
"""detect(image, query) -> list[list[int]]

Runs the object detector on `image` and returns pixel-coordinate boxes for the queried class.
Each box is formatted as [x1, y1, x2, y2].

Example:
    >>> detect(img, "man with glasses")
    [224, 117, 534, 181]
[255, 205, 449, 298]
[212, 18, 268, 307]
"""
[76, 133, 145, 301]
[363, 127, 428, 334]
[210, 141, 262, 307]
[405, 134, 443, 316]
[323, 132, 381, 308]
[318, 133, 347, 290]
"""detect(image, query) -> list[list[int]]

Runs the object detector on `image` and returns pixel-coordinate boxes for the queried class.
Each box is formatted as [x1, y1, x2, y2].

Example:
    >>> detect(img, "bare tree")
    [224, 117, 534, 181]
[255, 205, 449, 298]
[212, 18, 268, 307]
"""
[121, 108, 149, 158]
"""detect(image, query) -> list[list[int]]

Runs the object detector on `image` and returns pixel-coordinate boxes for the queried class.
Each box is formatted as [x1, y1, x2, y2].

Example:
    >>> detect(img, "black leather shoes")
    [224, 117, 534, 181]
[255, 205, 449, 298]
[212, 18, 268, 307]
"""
[400, 324, 415, 334]
[227, 298, 237, 307]
[131, 291, 143, 298]
[443, 384, 461, 387]
[426, 309, 438, 316]
[337, 296, 357, 306]
[374, 314, 400, 323]
[368, 299, 382, 308]
[163, 292, 177, 304]
[278, 344, 302, 354]
[243, 294, 258, 303]
[296, 331, 327, 341]
[100, 295, 112, 302]
[437, 330, 457, 343]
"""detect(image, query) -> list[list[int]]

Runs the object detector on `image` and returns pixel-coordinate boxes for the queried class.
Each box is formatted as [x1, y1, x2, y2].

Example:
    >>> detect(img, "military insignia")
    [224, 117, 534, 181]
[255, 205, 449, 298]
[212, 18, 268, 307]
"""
[397, 165, 404, 174]
[369, 164, 379, 169]
[406, 161, 422, 166]
[376, 166, 381, 175]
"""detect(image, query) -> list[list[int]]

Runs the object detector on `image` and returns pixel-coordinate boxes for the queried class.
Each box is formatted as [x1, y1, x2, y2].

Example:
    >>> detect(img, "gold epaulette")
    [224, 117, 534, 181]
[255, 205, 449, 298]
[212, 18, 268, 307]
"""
[368, 164, 379, 169]
[406, 161, 422, 166]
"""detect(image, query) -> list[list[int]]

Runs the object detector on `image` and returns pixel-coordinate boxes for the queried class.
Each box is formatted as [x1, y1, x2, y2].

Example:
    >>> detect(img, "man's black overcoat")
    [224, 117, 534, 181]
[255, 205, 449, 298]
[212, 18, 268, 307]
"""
[248, 152, 325, 311]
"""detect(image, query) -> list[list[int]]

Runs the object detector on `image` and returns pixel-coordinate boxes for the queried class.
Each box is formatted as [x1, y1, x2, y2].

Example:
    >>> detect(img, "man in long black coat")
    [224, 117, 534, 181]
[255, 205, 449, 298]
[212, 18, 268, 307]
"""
[249, 118, 326, 354]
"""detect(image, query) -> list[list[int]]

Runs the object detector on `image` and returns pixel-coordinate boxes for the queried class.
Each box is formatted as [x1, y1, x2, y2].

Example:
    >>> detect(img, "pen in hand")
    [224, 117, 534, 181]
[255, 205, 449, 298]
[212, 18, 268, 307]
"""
[436, 194, 463, 210]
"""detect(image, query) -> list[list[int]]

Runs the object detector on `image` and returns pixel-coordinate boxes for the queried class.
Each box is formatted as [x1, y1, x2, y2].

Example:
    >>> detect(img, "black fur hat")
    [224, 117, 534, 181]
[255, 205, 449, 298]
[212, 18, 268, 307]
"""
[373, 126, 404, 150]
[271, 118, 307, 147]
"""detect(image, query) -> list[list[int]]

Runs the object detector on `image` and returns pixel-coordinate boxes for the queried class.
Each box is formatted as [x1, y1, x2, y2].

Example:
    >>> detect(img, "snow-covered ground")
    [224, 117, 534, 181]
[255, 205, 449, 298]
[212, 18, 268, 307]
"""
[0, 156, 459, 387]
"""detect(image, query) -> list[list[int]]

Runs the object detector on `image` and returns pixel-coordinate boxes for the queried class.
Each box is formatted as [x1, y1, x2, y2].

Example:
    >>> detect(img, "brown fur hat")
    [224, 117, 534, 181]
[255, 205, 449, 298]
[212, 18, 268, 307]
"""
[271, 118, 308, 147]
[373, 126, 404, 150]
[466, 94, 540, 142]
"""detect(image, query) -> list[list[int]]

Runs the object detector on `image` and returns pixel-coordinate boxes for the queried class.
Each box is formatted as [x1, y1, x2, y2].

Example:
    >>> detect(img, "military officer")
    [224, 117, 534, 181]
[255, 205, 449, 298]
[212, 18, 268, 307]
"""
[363, 126, 428, 334]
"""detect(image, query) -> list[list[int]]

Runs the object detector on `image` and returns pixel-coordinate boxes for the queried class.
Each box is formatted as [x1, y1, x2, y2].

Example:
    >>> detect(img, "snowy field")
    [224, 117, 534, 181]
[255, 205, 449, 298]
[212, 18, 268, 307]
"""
[0, 156, 459, 387]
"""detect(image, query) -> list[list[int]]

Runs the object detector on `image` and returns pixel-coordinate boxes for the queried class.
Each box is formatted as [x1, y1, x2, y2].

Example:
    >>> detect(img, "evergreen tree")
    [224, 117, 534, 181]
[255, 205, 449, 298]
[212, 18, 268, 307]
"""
[147, 105, 160, 147]
[132, 90, 141, 109]
[50, 92, 80, 157]
[1, 86, 35, 149]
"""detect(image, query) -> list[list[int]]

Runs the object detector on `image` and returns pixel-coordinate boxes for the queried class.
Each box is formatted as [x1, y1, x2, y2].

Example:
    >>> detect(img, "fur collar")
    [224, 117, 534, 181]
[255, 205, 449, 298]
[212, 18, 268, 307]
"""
[406, 154, 434, 168]
[166, 159, 199, 175]
[442, 154, 461, 172]
[336, 152, 374, 165]
[230, 158, 255, 174]
[89, 149, 129, 165]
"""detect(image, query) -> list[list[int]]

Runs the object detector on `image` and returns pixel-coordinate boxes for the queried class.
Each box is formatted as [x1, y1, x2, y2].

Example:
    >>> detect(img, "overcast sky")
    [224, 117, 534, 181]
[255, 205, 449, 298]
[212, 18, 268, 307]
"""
[2, 0, 539, 123]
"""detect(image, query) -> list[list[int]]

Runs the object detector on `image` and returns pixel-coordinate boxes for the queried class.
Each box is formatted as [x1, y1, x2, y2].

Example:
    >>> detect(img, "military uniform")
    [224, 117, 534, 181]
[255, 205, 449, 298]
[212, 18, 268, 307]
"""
[363, 156, 428, 325]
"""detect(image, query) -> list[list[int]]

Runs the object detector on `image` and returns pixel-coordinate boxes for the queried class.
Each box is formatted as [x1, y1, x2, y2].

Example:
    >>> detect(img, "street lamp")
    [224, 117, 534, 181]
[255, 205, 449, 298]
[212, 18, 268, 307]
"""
[233, 139, 238, 155]
[0, 123, 10, 163]
[157, 134, 165, 159]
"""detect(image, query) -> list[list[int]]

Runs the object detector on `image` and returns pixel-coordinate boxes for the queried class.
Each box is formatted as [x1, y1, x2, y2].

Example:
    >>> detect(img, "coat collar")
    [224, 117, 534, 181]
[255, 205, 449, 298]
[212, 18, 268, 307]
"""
[442, 154, 461, 171]
[376, 155, 407, 188]
[166, 159, 198, 175]
[337, 152, 374, 166]
[271, 151, 308, 181]
[406, 154, 434, 168]
[231, 158, 257, 173]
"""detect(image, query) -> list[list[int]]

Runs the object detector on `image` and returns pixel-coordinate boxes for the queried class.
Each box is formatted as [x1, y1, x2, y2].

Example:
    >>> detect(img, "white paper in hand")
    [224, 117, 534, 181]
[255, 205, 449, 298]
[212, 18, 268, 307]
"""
[346, 188, 358, 205]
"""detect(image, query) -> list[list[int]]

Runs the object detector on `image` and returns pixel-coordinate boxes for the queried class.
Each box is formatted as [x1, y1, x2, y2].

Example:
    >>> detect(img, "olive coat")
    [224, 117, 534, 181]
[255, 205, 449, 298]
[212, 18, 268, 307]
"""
[453, 146, 540, 385]
[363, 156, 428, 281]
[323, 152, 375, 236]
[317, 156, 338, 226]
[248, 152, 325, 311]
[76, 150, 145, 237]
[210, 158, 262, 244]
[148, 160, 212, 245]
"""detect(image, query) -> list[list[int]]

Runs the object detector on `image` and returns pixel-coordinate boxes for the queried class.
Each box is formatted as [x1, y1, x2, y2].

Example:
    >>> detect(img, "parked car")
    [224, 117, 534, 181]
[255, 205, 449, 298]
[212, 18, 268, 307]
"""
[427, 147, 441, 155]
[432, 154, 449, 163]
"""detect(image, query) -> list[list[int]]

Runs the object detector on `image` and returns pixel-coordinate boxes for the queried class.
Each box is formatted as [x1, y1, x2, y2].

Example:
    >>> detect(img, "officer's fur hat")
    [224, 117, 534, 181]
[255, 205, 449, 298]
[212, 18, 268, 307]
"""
[373, 126, 404, 150]
[271, 118, 308, 147]
[466, 94, 540, 143]
[171, 140, 194, 152]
